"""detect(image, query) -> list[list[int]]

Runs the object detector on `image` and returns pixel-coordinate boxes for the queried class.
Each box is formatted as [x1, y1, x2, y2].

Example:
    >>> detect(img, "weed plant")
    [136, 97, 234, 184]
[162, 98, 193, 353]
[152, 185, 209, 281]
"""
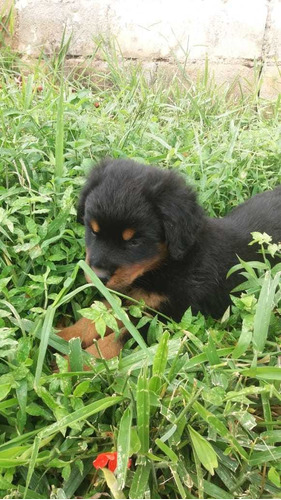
[0, 37, 281, 499]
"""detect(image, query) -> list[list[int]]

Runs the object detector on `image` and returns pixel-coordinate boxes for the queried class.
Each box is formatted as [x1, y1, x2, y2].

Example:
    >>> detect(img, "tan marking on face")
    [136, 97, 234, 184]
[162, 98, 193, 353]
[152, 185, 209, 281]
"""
[91, 220, 100, 233]
[129, 289, 168, 310]
[122, 228, 136, 241]
[106, 244, 167, 291]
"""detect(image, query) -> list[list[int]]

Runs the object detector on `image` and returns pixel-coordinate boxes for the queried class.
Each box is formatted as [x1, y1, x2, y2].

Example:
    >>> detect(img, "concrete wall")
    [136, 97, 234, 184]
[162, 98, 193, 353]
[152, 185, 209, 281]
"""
[3, 0, 281, 98]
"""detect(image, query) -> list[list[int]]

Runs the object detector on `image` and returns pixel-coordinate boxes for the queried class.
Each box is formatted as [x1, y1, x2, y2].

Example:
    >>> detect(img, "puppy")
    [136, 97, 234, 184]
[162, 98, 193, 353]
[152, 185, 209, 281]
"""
[59, 158, 281, 360]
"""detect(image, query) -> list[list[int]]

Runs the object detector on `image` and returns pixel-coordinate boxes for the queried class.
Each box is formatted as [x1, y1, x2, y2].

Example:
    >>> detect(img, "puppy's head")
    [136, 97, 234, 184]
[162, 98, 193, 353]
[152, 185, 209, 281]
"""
[78, 158, 204, 290]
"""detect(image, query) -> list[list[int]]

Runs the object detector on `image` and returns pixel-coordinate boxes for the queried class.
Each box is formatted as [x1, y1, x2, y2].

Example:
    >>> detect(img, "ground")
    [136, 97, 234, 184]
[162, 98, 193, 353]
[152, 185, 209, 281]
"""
[0, 39, 281, 499]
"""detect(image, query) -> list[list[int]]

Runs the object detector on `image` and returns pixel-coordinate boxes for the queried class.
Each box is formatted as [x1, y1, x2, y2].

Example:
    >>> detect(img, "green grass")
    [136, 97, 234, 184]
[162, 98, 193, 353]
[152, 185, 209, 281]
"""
[0, 38, 281, 499]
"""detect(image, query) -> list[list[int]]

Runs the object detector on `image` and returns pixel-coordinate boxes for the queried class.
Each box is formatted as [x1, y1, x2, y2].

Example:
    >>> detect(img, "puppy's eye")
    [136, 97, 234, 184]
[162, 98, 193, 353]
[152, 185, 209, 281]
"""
[128, 237, 141, 247]
[89, 226, 99, 237]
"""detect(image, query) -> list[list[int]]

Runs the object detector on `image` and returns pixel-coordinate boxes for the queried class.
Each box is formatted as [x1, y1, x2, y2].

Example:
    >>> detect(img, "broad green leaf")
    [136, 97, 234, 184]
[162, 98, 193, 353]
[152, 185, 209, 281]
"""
[188, 425, 218, 475]
[73, 380, 90, 398]
[69, 337, 83, 372]
[249, 447, 281, 466]
[190, 400, 248, 460]
[62, 463, 71, 481]
[268, 466, 281, 487]
[102, 467, 126, 499]
[232, 314, 253, 359]
[129, 428, 141, 455]
[260, 430, 281, 444]
[95, 316, 106, 338]
[129, 305, 142, 318]
[0, 383, 11, 401]
[0, 446, 29, 458]
[37, 386, 59, 412]
[155, 438, 178, 463]
[205, 333, 220, 365]
[242, 367, 281, 381]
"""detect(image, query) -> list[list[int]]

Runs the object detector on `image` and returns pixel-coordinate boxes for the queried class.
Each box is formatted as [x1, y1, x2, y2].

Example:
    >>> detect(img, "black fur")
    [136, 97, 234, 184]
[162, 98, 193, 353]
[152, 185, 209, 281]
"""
[79, 158, 281, 320]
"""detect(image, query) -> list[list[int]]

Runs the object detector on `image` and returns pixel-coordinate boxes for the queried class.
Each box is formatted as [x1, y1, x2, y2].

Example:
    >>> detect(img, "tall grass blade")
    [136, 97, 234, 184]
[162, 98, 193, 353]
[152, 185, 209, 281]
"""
[253, 271, 280, 354]
[242, 366, 281, 380]
[24, 436, 40, 498]
[136, 365, 150, 454]
[129, 458, 150, 499]
[55, 70, 64, 181]
[39, 396, 123, 439]
[34, 307, 55, 388]
[149, 330, 169, 395]
[169, 464, 188, 498]
[116, 406, 132, 489]
[23, 74, 34, 109]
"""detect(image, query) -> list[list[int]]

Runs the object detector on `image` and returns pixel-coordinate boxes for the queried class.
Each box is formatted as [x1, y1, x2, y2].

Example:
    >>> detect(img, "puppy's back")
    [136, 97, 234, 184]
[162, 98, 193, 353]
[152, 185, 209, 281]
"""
[226, 186, 281, 242]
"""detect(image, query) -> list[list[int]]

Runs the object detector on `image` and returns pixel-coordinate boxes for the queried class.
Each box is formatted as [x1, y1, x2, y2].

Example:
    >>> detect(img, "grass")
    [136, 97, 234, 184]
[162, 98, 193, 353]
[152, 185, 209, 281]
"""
[0, 37, 281, 499]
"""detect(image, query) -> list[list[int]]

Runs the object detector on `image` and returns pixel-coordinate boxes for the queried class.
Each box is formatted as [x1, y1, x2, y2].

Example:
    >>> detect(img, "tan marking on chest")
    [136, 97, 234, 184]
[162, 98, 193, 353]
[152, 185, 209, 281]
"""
[129, 289, 168, 309]
[106, 244, 167, 291]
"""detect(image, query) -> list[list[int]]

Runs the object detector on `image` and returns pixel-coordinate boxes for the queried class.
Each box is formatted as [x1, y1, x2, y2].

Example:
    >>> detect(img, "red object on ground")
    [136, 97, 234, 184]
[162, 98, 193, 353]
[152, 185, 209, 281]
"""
[93, 452, 132, 472]
[94, 102, 100, 108]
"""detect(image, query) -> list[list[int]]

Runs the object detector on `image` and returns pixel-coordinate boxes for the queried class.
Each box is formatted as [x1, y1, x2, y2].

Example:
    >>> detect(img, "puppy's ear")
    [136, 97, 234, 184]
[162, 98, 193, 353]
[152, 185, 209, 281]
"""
[77, 158, 110, 224]
[148, 171, 204, 260]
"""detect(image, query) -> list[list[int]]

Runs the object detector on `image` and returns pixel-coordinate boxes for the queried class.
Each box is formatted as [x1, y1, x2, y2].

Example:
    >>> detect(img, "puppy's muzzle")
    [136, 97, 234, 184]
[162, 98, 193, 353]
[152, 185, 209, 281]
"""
[92, 267, 111, 285]
[85, 250, 112, 284]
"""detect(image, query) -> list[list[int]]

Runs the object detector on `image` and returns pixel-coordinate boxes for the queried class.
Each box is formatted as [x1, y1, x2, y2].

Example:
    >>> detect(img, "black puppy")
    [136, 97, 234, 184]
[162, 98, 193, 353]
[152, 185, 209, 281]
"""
[59, 158, 281, 359]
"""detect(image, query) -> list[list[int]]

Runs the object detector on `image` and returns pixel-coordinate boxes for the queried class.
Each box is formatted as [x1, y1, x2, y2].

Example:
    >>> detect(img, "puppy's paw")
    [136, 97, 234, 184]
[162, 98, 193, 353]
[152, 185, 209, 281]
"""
[85, 330, 128, 360]
[57, 317, 100, 348]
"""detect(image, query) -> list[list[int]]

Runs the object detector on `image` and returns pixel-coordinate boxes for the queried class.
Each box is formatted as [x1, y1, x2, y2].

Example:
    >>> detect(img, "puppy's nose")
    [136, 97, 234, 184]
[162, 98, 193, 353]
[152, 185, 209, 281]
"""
[92, 267, 111, 284]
